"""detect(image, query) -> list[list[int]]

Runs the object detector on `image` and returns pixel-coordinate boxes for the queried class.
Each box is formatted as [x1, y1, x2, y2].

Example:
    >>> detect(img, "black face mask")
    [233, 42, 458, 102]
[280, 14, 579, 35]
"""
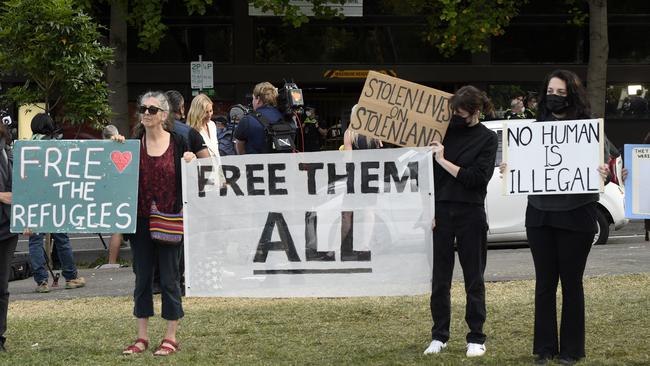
[449, 114, 468, 129]
[546, 94, 568, 113]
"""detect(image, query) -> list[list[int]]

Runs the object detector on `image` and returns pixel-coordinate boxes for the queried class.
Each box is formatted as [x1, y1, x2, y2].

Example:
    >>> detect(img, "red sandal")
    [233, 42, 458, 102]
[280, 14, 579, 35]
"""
[153, 338, 179, 356]
[122, 338, 149, 355]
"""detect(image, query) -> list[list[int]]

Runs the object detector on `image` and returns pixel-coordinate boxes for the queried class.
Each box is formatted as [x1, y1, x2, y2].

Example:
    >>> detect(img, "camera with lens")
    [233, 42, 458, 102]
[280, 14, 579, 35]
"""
[0, 109, 17, 142]
[277, 81, 304, 116]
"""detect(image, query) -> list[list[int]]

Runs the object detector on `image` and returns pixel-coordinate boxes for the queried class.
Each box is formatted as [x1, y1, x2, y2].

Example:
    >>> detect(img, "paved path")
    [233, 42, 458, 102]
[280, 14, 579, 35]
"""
[9, 233, 649, 301]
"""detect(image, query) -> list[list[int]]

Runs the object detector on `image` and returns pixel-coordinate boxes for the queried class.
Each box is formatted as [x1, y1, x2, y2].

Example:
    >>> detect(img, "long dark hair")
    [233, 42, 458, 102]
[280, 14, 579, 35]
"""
[450, 85, 494, 117]
[537, 69, 590, 121]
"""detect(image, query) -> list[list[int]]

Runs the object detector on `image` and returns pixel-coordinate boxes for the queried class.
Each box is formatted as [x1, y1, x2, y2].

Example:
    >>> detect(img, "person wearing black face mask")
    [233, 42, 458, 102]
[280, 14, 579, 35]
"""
[544, 94, 569, 114]
[502, 70, 610, 365]
[424, 86, 497, 358]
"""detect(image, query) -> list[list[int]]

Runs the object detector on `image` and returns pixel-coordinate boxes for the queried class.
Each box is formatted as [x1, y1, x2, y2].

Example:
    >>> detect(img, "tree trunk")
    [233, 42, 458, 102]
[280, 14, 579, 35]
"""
[586, 0, 608, 118]
[107, 2, 129, 135]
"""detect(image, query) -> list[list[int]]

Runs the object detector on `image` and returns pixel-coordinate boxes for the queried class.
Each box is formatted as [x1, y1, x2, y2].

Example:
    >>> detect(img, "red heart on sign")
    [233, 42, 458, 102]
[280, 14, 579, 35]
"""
[111, 151, 132, 173]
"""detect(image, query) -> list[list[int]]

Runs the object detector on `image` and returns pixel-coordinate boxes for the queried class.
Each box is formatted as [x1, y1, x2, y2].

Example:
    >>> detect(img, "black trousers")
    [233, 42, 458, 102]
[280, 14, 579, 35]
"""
[131, 218, 184, 320]
[431, 202, 488, 344]
[527, 226, 593, 359]
[0, 235, 18, 347]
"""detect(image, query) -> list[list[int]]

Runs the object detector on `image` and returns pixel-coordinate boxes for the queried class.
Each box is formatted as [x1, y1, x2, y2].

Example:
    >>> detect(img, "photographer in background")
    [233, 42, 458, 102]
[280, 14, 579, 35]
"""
[234, 82, 295, 154]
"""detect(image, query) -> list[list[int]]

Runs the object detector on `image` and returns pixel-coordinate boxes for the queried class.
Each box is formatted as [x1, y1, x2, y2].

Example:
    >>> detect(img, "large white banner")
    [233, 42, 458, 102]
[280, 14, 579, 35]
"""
[503, 119, 605, 195]
[182, 148, 434, 297]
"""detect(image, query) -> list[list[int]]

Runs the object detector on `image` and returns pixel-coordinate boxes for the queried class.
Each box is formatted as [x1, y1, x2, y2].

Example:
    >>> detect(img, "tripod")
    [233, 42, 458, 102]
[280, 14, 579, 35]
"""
[42, 233, 60, 287]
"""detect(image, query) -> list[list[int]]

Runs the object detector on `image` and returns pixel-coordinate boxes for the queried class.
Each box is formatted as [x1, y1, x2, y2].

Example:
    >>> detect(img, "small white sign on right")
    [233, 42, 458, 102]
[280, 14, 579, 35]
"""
[624, 144, 650, 218]
[502, 119, 605, 196]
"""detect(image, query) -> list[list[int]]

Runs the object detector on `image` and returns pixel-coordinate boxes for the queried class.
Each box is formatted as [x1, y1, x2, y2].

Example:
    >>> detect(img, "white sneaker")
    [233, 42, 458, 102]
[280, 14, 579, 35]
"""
[466, 343, 486, 357]
[423, 340, 447, 355]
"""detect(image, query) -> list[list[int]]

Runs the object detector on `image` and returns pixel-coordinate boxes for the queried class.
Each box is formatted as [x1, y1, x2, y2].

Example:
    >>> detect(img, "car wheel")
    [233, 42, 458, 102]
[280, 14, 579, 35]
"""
[593, 209, 610, 245]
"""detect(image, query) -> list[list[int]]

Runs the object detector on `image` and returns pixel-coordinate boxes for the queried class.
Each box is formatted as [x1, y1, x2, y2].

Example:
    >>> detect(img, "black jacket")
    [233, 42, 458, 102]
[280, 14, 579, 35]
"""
[0, 140, 16, 241]
[434, 122, 498, 205]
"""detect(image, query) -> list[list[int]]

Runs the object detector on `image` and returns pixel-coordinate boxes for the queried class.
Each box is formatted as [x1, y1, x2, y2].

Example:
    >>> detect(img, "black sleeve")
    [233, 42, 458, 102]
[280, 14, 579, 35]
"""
[188, 128, 207, 154]
[456, 129, 498, 189]
[233, 117, 250, 141]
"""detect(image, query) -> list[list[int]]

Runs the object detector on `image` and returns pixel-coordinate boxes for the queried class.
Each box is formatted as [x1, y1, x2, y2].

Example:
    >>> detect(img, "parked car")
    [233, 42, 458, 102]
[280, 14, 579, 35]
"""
[484, 120, 628, 245]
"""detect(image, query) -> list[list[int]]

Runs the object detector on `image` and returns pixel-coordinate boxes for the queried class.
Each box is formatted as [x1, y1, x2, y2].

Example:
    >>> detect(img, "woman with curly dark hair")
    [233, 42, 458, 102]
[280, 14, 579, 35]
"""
[521, 70, 610, 365]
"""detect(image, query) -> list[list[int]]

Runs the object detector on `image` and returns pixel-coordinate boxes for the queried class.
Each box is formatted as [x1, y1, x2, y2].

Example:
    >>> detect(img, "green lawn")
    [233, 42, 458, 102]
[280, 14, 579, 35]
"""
[2, 274, 649, 365]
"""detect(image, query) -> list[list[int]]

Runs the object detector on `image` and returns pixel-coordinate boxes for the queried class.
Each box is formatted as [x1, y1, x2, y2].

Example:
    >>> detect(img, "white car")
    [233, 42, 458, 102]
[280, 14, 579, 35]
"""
[484, 120, 628, 245]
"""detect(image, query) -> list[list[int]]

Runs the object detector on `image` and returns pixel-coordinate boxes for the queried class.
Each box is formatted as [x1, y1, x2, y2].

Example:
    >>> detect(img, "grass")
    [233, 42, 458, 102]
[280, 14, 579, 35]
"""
[1, 274, 649, 365]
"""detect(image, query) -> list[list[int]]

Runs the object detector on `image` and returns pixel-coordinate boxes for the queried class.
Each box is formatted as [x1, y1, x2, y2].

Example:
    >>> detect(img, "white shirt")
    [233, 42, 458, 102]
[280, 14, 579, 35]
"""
[200, 120, 226, 186]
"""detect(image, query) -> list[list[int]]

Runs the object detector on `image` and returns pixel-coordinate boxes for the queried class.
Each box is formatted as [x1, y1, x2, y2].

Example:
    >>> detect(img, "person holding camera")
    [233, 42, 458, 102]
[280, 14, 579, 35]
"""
[27, 113, 85, 293]
[233, 82, 286, 154]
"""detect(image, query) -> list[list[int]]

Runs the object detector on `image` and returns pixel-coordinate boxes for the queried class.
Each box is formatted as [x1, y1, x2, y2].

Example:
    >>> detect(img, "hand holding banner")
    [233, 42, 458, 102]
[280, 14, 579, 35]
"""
[350, 71, 453, 147]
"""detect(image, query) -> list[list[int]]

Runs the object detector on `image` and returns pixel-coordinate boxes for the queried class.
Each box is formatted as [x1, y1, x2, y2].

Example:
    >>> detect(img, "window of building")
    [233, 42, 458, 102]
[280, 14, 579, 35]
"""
[127, 25, 232, 63]
[162, 2, 233, 16]
[255, 24, 469, 64]
[606, 83, 650, 119]
[491, 25, 584, 64]
[388, 26, 470, 63]
[610, 0, 650, 13]
[608, 25, 650, 64]
[488, 84, 541, 118]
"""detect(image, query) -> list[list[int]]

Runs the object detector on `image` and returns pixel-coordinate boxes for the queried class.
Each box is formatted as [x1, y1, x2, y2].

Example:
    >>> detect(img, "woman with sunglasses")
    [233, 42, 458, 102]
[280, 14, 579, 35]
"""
[123, 91, 208, 357]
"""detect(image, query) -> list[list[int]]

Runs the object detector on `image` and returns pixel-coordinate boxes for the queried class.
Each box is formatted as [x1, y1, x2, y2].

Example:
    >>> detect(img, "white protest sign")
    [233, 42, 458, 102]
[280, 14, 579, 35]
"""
[182, 148, 434, 297]
[503, 119, 604, 195]
[624, 144, 650, 218]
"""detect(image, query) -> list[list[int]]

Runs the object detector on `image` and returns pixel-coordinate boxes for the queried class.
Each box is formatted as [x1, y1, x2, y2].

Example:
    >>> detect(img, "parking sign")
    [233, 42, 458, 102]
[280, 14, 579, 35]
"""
[190, 61, 213, 89]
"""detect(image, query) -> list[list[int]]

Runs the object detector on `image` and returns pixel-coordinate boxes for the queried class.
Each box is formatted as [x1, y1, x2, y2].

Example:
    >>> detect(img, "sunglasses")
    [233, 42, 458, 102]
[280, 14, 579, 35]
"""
[138, 105, 166, 114]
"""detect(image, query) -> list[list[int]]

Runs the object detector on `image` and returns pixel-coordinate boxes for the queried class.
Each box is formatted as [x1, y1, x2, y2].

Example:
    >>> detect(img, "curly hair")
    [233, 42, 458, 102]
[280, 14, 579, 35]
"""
[537, 69, 591, 121]
[450, 85, 494, 117]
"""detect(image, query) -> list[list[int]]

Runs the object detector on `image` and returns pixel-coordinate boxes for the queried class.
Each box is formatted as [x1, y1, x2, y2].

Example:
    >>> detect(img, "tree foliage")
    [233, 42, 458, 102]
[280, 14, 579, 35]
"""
[79, 0, 215, 52]
[383, 0, 526, 56]
[252, 0, 525, 56]
[0, 0, 113, 128]
[250, 0, 348, 27]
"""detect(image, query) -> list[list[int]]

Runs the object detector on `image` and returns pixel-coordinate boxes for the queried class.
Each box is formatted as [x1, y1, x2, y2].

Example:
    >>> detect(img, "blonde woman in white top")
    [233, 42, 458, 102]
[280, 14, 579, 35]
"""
[187, 93, 225, 186]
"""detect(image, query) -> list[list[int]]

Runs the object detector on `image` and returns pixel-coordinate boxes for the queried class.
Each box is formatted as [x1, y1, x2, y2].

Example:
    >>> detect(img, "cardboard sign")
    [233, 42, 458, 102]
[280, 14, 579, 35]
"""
[11, 140, 140, 233]
[624, 144, 650, 218]
[503, 119, 605, 195]
[182, 148, 434, 297]
[350, 71, 452, 147]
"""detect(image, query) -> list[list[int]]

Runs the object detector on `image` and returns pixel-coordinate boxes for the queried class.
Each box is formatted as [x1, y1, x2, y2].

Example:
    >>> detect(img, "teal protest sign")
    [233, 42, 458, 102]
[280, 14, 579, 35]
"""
[11, 140, 140, 233]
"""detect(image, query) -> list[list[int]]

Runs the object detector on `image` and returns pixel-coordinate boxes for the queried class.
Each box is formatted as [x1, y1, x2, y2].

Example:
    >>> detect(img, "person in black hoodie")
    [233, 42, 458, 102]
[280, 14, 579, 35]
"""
[505, 69, 610, 365]
[424, 86, 497, 358]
